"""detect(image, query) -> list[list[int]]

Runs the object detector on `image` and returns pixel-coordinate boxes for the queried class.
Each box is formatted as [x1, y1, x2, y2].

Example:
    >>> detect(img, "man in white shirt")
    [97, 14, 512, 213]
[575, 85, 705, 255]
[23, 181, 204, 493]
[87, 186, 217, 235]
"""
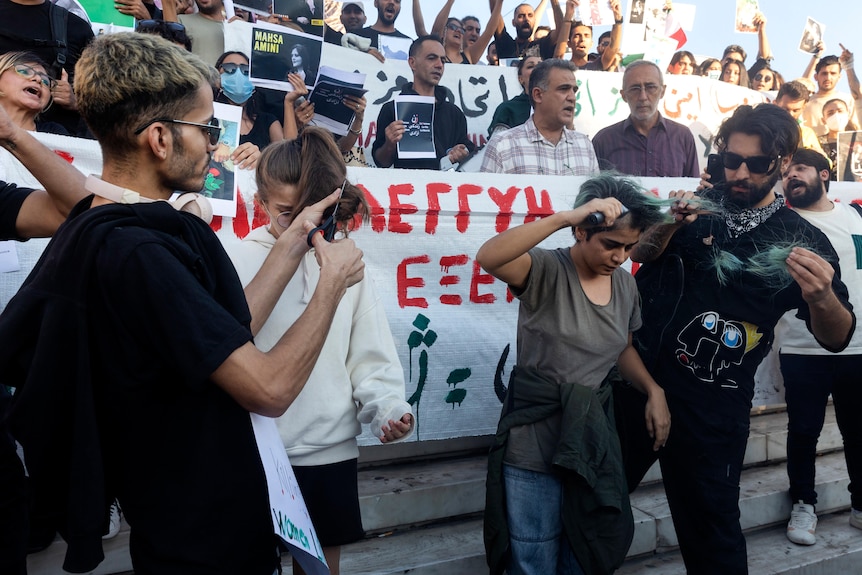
[775, 148, 862, 546]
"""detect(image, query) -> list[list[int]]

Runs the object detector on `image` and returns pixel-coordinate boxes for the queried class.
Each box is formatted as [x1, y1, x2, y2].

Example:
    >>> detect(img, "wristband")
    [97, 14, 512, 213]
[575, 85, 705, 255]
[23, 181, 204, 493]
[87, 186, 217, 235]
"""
[349, 126, 362, 135]
[614, 18, 623, 24]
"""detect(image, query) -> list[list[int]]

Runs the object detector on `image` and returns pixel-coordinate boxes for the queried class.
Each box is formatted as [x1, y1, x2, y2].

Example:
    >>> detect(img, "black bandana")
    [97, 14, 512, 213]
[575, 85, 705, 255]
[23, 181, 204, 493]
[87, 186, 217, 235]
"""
[723, 194, 785, 238]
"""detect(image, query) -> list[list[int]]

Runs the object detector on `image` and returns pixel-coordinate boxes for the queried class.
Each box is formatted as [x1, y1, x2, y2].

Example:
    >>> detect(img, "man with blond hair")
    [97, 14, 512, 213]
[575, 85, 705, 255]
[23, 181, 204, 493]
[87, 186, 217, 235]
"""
[0, 32, 364, 574]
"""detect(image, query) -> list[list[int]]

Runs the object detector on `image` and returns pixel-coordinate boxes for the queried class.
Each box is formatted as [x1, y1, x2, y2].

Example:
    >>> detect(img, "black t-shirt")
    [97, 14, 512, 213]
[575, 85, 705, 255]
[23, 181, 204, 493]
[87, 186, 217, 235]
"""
[355, 26, 411, 49]
[324, 24, 343, 45]
[242, 111, 279, 150]
[88, 219, 277, 574]
[494, 28, 555, 60]
[0, 181, 33, 241]
[635, 201, 852, 420]
[0, 0, 94, 135]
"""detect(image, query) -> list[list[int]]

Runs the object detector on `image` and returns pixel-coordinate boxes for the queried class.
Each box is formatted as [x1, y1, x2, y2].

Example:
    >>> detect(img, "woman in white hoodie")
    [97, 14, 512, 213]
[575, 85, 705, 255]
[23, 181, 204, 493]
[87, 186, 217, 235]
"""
[227, 127, 414, 575]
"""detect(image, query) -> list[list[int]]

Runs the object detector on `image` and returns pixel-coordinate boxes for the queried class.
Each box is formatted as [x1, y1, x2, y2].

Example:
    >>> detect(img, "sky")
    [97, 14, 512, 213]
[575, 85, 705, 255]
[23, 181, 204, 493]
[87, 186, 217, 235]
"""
[396, 0, 858, 92]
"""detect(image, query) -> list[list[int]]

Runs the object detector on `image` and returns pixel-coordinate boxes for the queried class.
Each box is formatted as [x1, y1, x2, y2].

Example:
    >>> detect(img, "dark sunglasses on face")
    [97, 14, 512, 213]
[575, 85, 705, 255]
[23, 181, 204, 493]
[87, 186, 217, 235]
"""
[134, 117, 222, 146]
[753, 73, 772, 82]
[720, 151, 778, 174]
[446, 23, 465, 34]
[136, 19, 186, 34]
[220, 62, 249, 76]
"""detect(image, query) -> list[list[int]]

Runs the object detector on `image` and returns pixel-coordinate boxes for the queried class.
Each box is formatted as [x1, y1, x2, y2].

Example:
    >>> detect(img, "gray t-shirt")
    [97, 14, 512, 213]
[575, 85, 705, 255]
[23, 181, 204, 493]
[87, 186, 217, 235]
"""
[504, 247, 641, 472]
[179, 13, 224, 67]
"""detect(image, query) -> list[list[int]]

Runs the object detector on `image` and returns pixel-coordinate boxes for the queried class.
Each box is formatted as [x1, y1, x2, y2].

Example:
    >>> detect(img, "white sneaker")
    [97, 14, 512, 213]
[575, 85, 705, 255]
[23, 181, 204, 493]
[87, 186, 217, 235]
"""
[102, 500, 122, 540]
[786, 501, 817, 545]
[851, 508, 862, 530]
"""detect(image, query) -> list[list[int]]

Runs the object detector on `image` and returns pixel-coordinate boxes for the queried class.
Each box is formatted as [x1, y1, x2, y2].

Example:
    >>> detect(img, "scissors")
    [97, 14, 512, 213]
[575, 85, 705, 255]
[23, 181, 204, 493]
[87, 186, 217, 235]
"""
[306, 178, 347, 247]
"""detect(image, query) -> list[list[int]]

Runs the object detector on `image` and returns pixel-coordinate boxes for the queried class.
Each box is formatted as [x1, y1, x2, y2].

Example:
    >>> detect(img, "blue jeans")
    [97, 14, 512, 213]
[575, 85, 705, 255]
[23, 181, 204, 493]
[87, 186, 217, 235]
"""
[781, 354, 862, 510]
[502, 464, 585, 575]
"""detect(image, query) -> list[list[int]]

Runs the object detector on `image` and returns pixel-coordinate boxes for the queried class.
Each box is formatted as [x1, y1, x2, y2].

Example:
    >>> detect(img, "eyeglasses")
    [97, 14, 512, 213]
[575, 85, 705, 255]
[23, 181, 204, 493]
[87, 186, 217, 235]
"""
[446, 23, 465, 34]
[624, 83, 661, 97]
[262, 201, 293, 228]
[133, 117, 222, 146]
[753, 73, 772, 82]
[13, 64, 55, 89]
[220, 62, 249, 76]
[136, 19, 185, 34]
[720, 151, 779, 175]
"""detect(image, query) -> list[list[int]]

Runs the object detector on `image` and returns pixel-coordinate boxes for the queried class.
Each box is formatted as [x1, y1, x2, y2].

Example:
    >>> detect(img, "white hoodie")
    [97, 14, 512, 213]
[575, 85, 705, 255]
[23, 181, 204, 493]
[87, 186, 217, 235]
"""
[228, 226, 413, 466]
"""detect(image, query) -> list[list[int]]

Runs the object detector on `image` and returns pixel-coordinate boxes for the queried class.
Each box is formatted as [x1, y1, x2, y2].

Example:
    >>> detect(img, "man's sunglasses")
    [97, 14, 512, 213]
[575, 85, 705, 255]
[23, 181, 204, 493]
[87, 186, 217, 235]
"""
[136, 19, 185, 34]
[220, 62, 249, 76]
[134, 117, 222, 146]
[720, 151, 779, 175]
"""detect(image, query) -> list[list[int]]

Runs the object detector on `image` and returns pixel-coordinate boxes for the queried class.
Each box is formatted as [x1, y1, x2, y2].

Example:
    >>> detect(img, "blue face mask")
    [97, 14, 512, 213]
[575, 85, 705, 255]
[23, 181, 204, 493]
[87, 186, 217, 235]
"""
[220, 71, 255, 104]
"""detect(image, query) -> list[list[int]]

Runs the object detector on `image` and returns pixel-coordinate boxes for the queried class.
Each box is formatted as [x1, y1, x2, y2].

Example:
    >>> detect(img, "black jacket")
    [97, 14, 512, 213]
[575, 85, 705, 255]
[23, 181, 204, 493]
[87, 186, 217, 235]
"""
[372, 82, 475, 170]
[0, 198, 237, 573]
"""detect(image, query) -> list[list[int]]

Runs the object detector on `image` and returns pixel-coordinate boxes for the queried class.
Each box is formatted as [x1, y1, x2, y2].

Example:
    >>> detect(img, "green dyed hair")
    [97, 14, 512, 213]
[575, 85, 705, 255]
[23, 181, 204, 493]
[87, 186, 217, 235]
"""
[572, 173, 672, 239]
[710, 242, 827, 289]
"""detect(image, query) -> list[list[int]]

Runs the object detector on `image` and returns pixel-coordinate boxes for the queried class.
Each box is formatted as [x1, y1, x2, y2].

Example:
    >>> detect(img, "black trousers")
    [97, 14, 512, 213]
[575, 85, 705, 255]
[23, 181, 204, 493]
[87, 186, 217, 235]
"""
[615, 383, 750, 575]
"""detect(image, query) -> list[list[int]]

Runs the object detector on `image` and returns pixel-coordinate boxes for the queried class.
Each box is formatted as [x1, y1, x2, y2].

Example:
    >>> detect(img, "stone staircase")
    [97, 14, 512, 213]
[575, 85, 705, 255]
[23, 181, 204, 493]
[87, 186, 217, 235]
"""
[28, 407, 861, 574]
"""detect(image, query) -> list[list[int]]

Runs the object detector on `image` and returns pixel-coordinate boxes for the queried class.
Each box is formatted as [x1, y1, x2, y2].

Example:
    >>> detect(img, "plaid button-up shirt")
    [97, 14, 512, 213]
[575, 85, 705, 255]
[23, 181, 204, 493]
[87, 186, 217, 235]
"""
[480, 117, 599, 176]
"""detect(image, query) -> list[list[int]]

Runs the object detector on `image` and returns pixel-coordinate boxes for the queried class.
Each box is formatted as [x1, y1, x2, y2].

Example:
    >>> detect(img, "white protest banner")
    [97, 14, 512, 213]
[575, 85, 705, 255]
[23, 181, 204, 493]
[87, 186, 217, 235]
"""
[7, 133, 862, 444]
[251, 414, 327, 575]
[224, 23, 769, 166]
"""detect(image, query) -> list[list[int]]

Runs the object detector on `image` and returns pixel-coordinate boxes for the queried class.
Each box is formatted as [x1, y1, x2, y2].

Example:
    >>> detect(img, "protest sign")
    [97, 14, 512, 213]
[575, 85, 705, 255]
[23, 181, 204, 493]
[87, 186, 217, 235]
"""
[395, 96, 436, 159]
[308, 66, 367, 136]
[249, 20, 322, 91]
[252, 414, 327, 575]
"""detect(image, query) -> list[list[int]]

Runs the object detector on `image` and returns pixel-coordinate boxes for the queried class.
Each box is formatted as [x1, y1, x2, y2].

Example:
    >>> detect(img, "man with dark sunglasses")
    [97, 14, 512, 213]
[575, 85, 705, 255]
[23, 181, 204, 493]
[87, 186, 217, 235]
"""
[0, 32, 364, 575]
[615, 103, 855, 575]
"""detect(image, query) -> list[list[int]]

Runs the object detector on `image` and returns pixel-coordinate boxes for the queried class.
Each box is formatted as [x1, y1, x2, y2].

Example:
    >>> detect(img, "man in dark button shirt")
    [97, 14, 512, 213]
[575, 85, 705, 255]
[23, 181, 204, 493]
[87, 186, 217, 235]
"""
[592, 60, 699, 177]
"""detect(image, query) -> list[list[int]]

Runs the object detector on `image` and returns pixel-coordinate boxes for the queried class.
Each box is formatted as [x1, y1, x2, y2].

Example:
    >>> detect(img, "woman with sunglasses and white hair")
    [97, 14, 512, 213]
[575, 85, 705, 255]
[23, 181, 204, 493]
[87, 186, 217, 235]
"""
[227, 127, 414, 575]
[0, 51, 67, 135]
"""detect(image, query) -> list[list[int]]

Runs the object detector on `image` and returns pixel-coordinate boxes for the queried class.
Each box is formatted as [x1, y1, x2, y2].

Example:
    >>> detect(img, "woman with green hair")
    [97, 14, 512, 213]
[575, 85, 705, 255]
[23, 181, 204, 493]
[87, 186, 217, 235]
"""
[479, 173, 671, 575]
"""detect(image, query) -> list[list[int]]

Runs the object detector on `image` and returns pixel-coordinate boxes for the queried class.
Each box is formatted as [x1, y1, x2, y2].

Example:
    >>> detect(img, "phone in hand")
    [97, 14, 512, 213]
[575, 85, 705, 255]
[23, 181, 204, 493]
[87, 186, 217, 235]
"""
[706, 153, 724, 185]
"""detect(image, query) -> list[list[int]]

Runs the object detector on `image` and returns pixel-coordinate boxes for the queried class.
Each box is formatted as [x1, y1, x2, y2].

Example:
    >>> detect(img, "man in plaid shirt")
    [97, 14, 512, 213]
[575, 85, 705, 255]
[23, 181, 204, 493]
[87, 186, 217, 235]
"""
[480, 59, 598, 175]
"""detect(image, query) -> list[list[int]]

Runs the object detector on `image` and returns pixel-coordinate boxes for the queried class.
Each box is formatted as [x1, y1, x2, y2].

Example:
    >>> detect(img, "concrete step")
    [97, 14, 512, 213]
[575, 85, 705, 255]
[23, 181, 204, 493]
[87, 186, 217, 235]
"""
[627, 450, 851, 556]
[282, 517, 487, 575]
[358, 407, 842, 533]
[27, 407, 849, 574]
[618, 509, 862, 575]
[286, 493, 860, 575]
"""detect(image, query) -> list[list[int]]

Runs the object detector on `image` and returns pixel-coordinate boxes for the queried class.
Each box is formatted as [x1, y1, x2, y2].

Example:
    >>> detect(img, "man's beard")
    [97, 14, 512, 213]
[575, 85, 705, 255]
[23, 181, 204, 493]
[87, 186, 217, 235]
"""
[198, 1, 222, 16]
[516, 23, 532, 40]
[723, 173, 778, 210]
[784, 177, 824, 209]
